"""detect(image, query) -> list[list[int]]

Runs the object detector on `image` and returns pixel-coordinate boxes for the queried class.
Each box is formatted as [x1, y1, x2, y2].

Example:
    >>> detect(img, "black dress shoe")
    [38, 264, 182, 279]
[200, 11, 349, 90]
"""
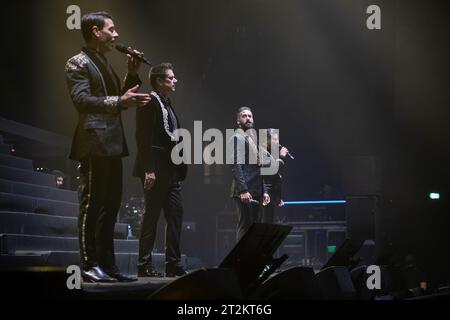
[138, 265, 163, 277]
[82, 266, 117, 283]
[109, 272, 138, 282]
[102, 265, 138, 282]
[165, 265, 187, 277]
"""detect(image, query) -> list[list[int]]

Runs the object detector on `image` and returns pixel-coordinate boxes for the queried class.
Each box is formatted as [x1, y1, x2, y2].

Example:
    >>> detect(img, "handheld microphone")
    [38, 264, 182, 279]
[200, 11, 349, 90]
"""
[280, 144, 295, 160]
[115, 43, 152, 66]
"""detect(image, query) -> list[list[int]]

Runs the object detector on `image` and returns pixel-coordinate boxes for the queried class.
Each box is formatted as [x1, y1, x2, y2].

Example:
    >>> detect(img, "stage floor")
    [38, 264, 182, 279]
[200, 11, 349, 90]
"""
[82, 276, 175, 299]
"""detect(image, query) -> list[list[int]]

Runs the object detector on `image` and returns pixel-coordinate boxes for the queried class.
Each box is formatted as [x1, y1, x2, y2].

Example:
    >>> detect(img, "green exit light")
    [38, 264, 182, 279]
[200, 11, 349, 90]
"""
[429, 193, 440, 200]
[327, 246, 337, 254]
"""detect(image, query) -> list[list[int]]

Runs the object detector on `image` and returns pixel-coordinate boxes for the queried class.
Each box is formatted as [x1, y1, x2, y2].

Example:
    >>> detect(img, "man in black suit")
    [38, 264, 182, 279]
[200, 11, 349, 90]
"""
[65, 12, 150, 282]
[260, 129, 289, 224]
[230, 107, 270, 241]
[133, 63, 187, 277]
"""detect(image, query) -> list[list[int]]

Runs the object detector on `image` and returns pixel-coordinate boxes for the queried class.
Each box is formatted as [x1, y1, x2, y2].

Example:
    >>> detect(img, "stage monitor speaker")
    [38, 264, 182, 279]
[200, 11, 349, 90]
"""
[316, 266, 355, 300]
[321, 238, 364, 270]
[349, 265, 371, 300]
[219, 223, 292, 294]
[151, 223, 293, 300]
[251, 266, 321, 300]
[148, 268, 242, 300]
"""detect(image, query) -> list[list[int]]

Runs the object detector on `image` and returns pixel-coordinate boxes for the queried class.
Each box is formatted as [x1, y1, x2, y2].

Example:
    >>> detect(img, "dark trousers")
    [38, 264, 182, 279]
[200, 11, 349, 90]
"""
[235, 198, 262, 241]
[138, 176, 183, 268]
[78, 157, 122, 271]
[262, 204, 276, 224]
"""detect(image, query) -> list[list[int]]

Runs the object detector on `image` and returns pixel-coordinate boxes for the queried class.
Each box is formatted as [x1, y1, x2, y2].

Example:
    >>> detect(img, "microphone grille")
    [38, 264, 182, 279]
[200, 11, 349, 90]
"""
[115, 43, 128, 52]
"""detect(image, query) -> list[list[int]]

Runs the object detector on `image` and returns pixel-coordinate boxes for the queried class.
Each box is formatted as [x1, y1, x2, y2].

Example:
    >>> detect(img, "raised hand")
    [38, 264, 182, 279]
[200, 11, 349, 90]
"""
[127, 47, 144, 75]
[120, 85, 151, 108]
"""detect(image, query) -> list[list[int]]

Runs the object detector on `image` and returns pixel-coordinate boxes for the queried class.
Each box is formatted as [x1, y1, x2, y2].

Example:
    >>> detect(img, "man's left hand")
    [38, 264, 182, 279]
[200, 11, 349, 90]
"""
[262, 193, 271, 206]
[127, 47, 143, 75]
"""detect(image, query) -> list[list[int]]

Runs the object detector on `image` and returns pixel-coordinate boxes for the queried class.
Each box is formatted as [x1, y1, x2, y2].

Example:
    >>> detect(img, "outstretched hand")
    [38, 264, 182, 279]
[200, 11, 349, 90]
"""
[120, 85, 151, 108]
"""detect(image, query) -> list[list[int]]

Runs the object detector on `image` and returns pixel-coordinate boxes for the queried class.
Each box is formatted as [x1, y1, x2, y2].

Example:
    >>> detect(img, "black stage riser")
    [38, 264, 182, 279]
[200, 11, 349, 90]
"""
[0, 252, 187, 276]
[0, 234, 138, 254]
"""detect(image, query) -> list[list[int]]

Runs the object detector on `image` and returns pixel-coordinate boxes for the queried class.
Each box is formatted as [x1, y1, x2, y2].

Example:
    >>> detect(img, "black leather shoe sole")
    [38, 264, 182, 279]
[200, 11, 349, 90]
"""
[138, 270, 163, 277]
[165, 270, 187, 277]
[112, 274, 138, 282]
[82, 271, 117, 283]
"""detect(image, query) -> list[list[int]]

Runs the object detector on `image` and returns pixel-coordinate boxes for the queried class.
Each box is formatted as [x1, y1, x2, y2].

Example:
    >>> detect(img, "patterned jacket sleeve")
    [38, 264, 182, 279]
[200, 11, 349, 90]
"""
[65, 54, 140, 114]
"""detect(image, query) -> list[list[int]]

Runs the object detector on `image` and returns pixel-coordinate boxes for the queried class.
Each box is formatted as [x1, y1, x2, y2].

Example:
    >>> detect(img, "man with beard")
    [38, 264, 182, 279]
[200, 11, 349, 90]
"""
[65, 12, 150, 282]
[230, 107, 270, 241]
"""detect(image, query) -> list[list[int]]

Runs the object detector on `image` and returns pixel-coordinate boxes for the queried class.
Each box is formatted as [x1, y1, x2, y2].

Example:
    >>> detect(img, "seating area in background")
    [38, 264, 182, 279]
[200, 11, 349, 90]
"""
[0, 120, 187, 275]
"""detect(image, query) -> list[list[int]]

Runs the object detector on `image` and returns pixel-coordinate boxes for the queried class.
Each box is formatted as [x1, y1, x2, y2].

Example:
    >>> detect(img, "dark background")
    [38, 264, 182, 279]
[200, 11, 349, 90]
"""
[2, 0, 450, 280]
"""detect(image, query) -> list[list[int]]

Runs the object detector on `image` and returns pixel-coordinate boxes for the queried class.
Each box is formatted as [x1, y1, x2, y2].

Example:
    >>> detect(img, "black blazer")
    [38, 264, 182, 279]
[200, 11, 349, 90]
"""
[262, 153, 285, 205]
[230, 130, 267, 199]
[133, 95, 187, 181]
[65, 49, 141, 161]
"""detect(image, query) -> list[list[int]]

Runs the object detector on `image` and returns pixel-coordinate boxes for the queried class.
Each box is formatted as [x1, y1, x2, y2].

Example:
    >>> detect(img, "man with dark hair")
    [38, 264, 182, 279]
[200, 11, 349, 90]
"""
[80, 11, 113, 43]
[260, 129, 289, 224]
[65, 11, 150, 282]
[133, 62, 187, 277]
[230, 107, 270, 241]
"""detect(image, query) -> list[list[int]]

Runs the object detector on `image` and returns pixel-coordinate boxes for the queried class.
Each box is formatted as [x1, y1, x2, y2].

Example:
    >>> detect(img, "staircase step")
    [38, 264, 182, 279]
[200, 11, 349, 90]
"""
[0, 253, 48, 267]
[0, 192, 78, 217]
[0, 234, 138, 255]
[0, 211, 128, 239]
[0, 165, 56, 187]
[0, 179, 78, 203]
[0, 144, 12, 155]
[0, 154, 33, 170]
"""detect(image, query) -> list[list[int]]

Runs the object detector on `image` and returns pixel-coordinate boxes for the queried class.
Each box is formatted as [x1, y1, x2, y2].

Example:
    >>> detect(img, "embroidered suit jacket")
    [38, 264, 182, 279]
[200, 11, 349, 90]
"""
[229, 129, 268, 199]
[65, 47, 141, 161]
[133, 93, 187, 181]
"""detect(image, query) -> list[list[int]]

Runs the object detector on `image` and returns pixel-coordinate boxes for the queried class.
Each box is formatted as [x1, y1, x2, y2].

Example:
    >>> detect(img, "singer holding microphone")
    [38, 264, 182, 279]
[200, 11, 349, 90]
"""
[260, 129, 291, 224]
[65, 12, 150, 282]
[230, 107, 270, 241]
